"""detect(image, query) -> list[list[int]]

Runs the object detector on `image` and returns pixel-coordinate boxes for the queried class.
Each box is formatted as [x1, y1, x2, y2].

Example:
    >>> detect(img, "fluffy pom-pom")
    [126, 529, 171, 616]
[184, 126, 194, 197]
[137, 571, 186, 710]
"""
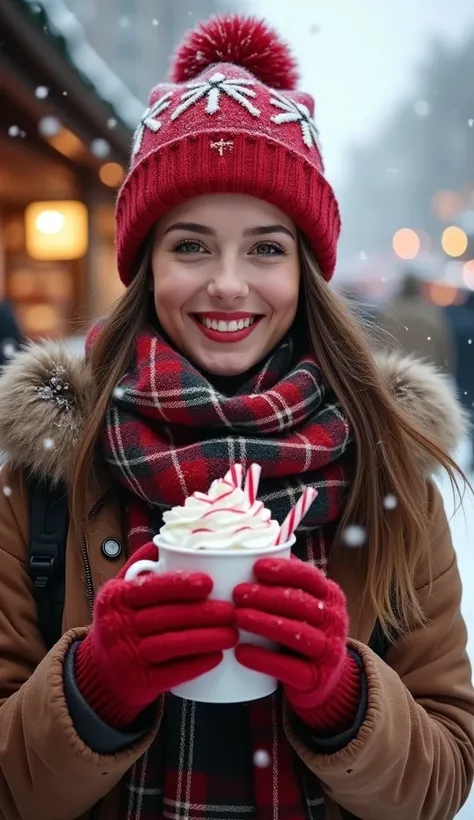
[170, 14, 299, 90]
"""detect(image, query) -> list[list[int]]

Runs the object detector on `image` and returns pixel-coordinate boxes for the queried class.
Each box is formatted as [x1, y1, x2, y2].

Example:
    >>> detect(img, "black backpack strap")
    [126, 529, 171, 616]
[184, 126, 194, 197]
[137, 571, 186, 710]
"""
[27, 475, 69, 650]
[368, 619, 390, 659]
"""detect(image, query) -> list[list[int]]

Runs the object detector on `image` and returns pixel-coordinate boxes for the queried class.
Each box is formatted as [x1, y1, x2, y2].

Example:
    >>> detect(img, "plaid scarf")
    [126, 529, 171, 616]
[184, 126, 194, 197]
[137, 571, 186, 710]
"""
[100, 325, 353, 820]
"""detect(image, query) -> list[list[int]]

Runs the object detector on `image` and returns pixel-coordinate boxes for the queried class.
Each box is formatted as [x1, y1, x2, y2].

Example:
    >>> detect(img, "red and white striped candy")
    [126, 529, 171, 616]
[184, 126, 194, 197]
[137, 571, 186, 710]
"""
[276, 487, 318, 545]
[224, 464, 243, 488]
[244, 463, 261, 507]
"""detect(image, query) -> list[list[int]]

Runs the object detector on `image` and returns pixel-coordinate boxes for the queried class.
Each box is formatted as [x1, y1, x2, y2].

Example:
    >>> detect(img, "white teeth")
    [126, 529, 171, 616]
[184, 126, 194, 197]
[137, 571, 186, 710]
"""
[198, 316, 257, 332]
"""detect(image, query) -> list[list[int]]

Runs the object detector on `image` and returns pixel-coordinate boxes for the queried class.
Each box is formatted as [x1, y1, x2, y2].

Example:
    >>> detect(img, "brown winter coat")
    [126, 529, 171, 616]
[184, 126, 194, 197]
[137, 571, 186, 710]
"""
[0, 343, 472, 820]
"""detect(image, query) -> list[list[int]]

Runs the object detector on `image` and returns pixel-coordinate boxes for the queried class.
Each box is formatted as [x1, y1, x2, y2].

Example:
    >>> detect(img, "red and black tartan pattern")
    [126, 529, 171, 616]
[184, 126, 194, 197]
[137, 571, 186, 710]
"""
[102, 326, 353, 570]
[100, 327, 353, 820]
[121, 693, 327, 820]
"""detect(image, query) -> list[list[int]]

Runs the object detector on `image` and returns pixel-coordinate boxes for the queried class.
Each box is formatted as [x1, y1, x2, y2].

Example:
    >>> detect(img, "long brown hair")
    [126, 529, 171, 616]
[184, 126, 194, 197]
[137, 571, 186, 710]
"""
[72, 231, 463, 636]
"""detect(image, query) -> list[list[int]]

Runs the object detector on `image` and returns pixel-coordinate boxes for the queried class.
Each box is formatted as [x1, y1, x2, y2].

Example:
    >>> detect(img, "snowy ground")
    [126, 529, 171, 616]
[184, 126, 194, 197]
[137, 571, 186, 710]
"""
[438, 439, 474, 819]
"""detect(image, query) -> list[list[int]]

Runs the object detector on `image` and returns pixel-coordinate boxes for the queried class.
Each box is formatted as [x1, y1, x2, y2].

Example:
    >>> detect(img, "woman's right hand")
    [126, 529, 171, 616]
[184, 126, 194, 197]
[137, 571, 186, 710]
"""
[74, 544, 237, 728]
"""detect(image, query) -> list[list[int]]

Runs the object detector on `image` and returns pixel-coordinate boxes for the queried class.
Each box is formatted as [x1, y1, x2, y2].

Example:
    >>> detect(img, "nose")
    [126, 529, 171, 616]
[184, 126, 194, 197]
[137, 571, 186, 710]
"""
[207, 263, 249, 301]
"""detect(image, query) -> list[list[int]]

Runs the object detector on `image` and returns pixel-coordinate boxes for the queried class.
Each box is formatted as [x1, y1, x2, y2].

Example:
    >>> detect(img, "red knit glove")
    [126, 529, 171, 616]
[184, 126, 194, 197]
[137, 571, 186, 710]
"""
[75, 542, 238, 729]
[234, 558, 361, 732]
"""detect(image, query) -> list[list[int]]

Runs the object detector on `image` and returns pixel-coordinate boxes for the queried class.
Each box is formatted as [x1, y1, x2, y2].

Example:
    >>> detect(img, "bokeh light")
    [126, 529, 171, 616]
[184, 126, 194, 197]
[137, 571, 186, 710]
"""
[441, 226, 468, 257]
[432, 190, 463, 221]
[99, 162, 125, 187]
[462, 259, 474, 290]
[392, 228, 420, 259]
[427, 282, 458, 306]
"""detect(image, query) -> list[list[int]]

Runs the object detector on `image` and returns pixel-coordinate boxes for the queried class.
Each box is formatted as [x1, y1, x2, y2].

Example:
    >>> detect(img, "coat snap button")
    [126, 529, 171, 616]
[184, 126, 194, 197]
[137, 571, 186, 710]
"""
[101, 538, 122, 559]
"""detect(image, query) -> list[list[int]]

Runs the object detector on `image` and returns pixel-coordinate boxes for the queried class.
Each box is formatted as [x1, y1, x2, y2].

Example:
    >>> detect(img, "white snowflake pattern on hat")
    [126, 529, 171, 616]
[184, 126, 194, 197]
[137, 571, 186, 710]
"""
[270, 92, 322, 151]
[132, 91, 173, 158]
[170, 72, 261, 120]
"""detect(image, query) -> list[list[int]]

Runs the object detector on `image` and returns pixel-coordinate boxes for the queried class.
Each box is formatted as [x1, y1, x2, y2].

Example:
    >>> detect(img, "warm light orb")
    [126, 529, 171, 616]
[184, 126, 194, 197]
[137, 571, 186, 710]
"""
[432, 190, 462, 221]
[441, 226, 468, 258]
[427, 282, 458, 307]
[392, 228, 420, 260]
[36, 210, 65, 234]
[25, 201, 88, 260]
[99, 162, 125, 187]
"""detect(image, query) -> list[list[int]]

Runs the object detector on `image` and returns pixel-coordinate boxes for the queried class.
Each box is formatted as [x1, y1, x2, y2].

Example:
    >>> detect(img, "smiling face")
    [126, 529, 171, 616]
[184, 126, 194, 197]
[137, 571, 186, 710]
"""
[151, 193, 300, 376]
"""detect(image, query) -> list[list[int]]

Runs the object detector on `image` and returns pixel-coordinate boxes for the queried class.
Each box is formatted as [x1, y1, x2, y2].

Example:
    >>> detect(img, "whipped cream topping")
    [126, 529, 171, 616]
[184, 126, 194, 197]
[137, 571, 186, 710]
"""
[159, 478, 280, 550]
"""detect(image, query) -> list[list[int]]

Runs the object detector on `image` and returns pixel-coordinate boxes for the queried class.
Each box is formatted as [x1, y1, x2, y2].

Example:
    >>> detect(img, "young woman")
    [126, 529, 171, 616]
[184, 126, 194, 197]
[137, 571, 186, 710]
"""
[0, 15, 472, 820]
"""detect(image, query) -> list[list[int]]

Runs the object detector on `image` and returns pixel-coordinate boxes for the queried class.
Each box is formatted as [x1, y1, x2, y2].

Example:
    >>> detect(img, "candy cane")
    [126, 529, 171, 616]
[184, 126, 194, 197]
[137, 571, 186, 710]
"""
[244, 463, 261, 507]
[276, 487, 318, 545]
[224, 464, 243, 488]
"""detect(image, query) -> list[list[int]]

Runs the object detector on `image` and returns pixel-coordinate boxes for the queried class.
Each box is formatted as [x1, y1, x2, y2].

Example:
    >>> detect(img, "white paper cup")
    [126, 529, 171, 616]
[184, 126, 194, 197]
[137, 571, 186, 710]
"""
[124, 534, 295, 703]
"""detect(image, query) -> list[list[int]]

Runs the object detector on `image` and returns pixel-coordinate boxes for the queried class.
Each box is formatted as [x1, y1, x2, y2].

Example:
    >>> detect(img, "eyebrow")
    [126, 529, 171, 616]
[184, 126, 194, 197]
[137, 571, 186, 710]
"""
[163, 221, 295, 240]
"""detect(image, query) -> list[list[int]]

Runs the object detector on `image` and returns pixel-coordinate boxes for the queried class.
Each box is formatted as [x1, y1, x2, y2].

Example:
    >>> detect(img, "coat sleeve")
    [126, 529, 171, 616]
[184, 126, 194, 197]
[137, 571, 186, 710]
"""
[0, 465, 160, 820]
[285, 482, 474, 820]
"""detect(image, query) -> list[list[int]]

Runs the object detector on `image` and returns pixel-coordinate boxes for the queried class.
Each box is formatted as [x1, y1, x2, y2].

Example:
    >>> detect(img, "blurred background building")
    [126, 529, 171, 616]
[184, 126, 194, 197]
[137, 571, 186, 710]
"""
[64, 0, 228, 103]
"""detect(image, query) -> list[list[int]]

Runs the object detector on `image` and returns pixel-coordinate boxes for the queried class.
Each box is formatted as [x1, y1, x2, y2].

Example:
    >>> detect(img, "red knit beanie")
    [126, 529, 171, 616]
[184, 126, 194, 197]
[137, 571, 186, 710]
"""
[116, 15, 341, 286]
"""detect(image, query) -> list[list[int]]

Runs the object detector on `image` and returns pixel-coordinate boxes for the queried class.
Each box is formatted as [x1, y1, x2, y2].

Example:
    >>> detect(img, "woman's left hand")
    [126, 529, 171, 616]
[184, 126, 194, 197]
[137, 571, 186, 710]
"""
[233, 557, 350, 712]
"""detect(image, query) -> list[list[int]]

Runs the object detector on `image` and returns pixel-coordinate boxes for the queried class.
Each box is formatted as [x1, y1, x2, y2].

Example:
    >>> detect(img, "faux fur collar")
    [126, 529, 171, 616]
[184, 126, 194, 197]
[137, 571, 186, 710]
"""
[0, 341, 466, 485]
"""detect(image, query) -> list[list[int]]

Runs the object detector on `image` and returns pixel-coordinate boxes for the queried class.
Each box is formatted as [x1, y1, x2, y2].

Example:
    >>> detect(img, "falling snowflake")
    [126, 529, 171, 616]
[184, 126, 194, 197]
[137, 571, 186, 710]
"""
[91, 138, 110, 158]
[1, 340, 17, 359]
[427, 336, 431, 341]
[118, 16, 130, 28]
[383, 494, 398, 510]
[414, 100, 430, 117]
[359, 251, 367, 261]
[469, 339, 473, 345]
[152, 18, 159, 26]
[469, 119, 474, 127]
[3, 486, 12, 498]
[43, 437, 55, 450]
[270, 93, 321, 151]
[171, 73, 260, 120]
[113, 386, 125, 400]
[38, 116, 60, 137]
[8, 125, 23, 138]
[132, 91, 173, 158]
[342, 525, 366, 547]
[35, 86, 49, 100]
[253, 749, 271, 768]
[107, 118, 117, 130]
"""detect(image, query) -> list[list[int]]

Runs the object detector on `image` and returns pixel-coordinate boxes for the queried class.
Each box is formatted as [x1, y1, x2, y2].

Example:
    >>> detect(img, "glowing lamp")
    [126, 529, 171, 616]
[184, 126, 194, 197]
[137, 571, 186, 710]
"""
[25, 201, 88, 261]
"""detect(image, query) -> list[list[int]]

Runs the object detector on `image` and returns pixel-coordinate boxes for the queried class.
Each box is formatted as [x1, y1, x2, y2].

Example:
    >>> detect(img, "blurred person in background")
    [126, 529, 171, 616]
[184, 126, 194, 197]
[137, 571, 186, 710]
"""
[377, 270, 456, 375]
[445, 290, 474, 472]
